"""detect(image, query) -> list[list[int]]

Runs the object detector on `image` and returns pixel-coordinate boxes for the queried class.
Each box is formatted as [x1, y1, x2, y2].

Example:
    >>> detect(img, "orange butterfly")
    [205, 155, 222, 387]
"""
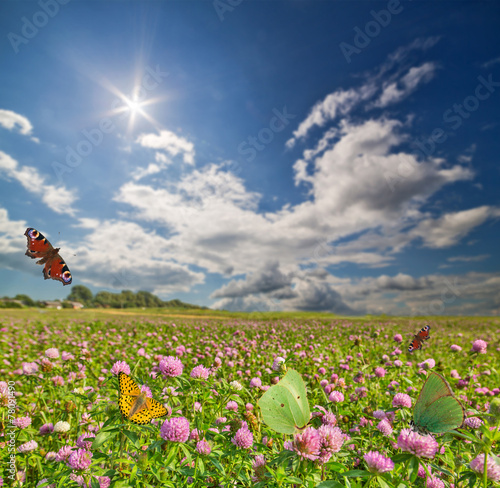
[118, 372, 168, 425]
[408, 325, 431, 353]
[24, 228, 72, 285]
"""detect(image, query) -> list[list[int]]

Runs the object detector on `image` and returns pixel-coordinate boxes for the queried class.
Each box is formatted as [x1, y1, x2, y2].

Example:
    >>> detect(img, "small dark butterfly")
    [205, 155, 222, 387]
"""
[24, 228, 72, 285]
[408, 325, 431, 353]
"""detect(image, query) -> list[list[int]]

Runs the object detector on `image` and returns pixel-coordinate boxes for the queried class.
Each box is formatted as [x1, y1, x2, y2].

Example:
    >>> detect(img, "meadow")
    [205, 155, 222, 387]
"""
[1, 309, 499, 487]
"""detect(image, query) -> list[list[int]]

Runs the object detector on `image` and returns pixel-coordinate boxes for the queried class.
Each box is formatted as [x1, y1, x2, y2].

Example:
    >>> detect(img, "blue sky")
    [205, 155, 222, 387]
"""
[0, 0, 499, 315]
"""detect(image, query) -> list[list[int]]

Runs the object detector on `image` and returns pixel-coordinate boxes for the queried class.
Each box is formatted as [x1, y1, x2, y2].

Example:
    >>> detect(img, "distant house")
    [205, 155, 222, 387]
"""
[70, 302, 84, 309]
[43, 301, 62, 310]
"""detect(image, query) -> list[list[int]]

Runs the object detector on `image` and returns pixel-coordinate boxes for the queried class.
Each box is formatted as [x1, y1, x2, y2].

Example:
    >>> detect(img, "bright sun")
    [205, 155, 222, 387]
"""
[125, 97, 142, 115]
[102, 79, 164, 135]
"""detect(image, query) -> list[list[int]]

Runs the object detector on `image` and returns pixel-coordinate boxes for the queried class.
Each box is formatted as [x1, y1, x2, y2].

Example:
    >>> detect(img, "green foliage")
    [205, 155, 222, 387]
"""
[14, 294, 35, 306]
[0, 299, 23, 308]
[66, 284, 94, 304]
[0, 287, 204, 310]
[0, 313, 498, 487]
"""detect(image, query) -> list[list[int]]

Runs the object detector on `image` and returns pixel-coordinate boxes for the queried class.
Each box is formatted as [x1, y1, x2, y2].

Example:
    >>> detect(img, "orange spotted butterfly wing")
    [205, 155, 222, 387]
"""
[408, 325, 431, 353]
[118, 372, 169, 425]
[24, 228, 72, 285]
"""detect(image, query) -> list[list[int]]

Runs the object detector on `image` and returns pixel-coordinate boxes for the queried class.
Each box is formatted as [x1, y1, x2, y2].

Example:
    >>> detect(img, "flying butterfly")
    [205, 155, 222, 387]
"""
[411, 371, 464, 434]
[408, 325, 431, 353]
[24, 228, 72, 285]
[118, 372, 169, 425]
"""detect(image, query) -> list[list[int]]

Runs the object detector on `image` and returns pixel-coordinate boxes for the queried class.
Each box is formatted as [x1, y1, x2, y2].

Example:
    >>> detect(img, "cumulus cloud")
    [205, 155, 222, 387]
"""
[340, 271, 500, 316]
[0, 208, 34, 276]
[136, 130, 195, 164]
[286, 37, 441, 147]
[410, 206, 500, 248]
[0, 151, 77, 215]
[68, 219, 205, 294]
[285, 86, 375, 147]
[447, 254, 490, 263]
[372, 62, 437, 108]
[0, 109, 37, 142]
[211, 262, 292, 298]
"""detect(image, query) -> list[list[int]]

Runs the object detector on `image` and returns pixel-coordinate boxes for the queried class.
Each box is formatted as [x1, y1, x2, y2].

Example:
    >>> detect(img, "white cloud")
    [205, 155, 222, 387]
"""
[136, 130, 195, 165]
[211, 262, 292, 298]
[114, 115, 480, 287]
[287, 38, 441, 147]
[68, 219, 205, 294]
[131, 151, 173, 181]
[0, 151, 77, 216]
[373, 62, 437, 108]
[0, 208, 33, 275]
[340, 271, 500, 316]
[0, 208, 26, 255]
[0, 109, 33, 136]
[410, 206, 500, 248]
[132, 163, 161, 181]
[447, 254, 490, 263]
[286, 87, 374, 147]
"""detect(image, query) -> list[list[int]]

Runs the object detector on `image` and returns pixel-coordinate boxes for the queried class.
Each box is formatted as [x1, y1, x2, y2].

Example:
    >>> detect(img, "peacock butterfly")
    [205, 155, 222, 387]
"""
[24, 228, 72, 286]
[408, 325, 431, 353]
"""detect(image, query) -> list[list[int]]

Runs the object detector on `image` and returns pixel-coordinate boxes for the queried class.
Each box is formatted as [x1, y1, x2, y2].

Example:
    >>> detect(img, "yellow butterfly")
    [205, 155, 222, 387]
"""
[118, 372, 169, 425]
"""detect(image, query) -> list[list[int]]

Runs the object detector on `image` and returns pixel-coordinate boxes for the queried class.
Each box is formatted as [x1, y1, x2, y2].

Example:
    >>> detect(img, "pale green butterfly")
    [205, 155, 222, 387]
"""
[258, 369, 310, 435]
[411, 372, 465, 434]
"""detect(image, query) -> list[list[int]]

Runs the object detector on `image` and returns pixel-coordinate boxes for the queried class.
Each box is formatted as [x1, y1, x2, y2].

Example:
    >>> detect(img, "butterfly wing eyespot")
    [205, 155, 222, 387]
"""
[44, 258, 72, 285]
[408, 325, 432, 353]
[28, 228, 39, 239]
[24, 227, 53, 259]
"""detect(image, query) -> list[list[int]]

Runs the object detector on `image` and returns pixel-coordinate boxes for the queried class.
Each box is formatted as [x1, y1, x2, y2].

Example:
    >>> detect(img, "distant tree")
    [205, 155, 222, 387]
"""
[74, 288, 202, 309]
[14, 294, 35, 306]
[0, 301, 23, 309]
[67, 285, 93, 305]
[62, 301, 73, 309]
[94, 291, 113, 307]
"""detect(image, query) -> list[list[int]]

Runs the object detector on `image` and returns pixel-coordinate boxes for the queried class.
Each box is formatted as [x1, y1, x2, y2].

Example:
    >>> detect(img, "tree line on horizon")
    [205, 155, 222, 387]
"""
[0, 285, 204, 310]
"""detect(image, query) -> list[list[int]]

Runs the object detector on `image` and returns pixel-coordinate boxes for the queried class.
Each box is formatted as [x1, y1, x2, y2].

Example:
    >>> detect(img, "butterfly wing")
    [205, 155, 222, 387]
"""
[43, 255, 72, 285]
[25, 228, 53, 259]
[118, 373, 167, 425]
[147, 398, 169, 420]
[413, 372, 464, 433]
[118, 393, 135, 419]
[118, 372, 141, 396]
[129, 407, 154, 425]
[408, 325, 431, 352]
[25, 228, 72, 285]
[416, 325, 431, 341]
[408, 337, 422, 353]
[118, 372, 140, 419]
[258, 369, 310, 435]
